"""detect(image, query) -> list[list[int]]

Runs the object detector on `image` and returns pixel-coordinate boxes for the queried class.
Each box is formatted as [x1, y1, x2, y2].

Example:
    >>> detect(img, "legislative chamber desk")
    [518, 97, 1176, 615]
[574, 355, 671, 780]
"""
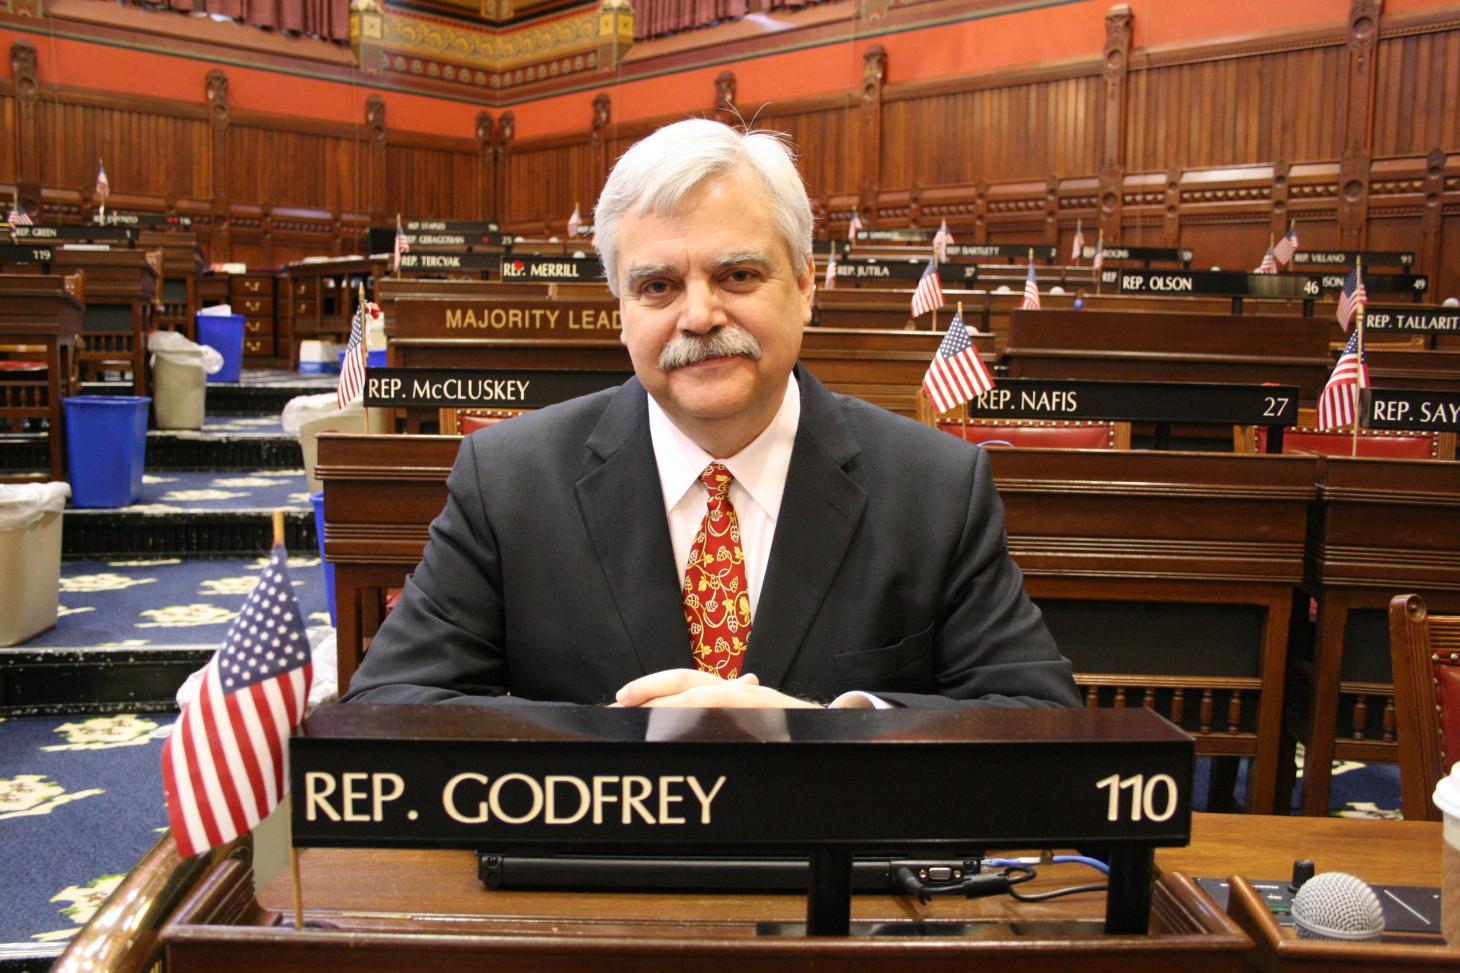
[0, 272, 84, 482]
[48, 247, 160, 396]
[57, 813, 1453, 973]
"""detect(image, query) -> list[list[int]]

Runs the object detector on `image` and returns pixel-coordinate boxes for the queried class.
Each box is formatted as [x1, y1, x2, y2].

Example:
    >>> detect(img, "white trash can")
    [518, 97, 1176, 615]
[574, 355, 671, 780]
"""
[0, 482, 70, 646]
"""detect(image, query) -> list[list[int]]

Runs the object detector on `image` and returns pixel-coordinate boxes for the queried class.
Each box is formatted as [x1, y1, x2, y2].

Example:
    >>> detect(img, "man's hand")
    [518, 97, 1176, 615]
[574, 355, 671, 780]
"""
[614, 669, 823, 708]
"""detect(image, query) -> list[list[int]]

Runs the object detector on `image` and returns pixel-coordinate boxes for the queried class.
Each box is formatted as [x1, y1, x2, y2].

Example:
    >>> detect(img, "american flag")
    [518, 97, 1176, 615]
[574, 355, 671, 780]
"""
[922, 311, 994, 415]
[1273, 223, 1298, 266]
[6, 201, 33, 227]
[1020, 259, 1041, 310]
[847, 210, 863, 244]
[1071, 220, 1085, 264]
[1336, 264, 1368, 332]
[1253, 244, 1278, 274]
[162, 544, 312, 858]
[822, 244, 837, 290]
[93, 161, 110, 205]
[1091, 231, 1104, 272]
[1317, 330, 1369, 431]
[933, 219, 954, 263]
[910, 255, 944, 318]
[567, 204, 582, 238]
[392, 214, 410, 274]
[337, 300, 377, 409]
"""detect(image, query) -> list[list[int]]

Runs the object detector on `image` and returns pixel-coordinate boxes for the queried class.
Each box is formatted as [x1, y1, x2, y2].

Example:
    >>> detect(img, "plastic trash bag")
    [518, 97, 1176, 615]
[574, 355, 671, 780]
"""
[0, 481, 71, 531]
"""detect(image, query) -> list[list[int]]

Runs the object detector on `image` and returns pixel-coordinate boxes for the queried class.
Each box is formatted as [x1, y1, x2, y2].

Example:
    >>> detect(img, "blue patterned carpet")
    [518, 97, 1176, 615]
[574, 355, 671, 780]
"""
[127, 469, 311, 513]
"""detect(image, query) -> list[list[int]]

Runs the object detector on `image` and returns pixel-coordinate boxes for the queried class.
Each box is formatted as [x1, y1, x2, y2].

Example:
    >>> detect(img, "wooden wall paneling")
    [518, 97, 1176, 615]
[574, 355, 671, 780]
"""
[366, 95, 386, 226]
[1100, 5, 1132, 244]
[494, 111, 513, 230]
[11, 41, 40, 214]
[1422, 148, 1445, 281]
[386, 139, 479, 221]
[206, 69, 230, 259]
[0, 91, 15, 187]
[857, 44, 885, 227]
[590, 91, 610, 208]
[1373, 28, 1460, 158]
[475, 111, 494, 221]
[228, 125, 360, 215]
[503, 135, 590, 233]
[1339, 0, 1383, 249]
[760, 103, 858, 207]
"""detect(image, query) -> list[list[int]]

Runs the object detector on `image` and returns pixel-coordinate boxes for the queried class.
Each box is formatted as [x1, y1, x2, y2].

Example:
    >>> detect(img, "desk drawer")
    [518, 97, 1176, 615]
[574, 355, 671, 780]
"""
[289, 299, 318, 319]
[237, 297, 272, 316]
[243, 337, 275, 356]
[292, 279, 319, 299]
[244, 318, 272, 335]
[236, 276, 275, 297]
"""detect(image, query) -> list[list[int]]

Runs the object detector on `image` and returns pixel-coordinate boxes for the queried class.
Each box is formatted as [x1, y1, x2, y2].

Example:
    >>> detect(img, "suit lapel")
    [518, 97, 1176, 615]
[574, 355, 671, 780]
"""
[575, 379, 693, 677]
[748, 369, 866, 687]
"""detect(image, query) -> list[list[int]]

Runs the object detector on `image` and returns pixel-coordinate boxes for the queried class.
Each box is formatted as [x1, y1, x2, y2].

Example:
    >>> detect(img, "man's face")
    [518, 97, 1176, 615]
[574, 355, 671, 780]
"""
[614, 167, 813, 456]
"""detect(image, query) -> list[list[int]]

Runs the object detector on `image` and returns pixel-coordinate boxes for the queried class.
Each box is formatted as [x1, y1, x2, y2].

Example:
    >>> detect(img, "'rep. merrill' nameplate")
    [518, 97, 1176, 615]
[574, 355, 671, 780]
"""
[291, 704, 1193, 852]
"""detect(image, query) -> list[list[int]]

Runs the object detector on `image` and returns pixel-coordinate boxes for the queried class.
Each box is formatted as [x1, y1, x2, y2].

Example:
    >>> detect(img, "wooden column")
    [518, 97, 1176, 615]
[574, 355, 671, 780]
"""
[1270, 158, 1291, 244]
[1162, 167, 1181, 246]
[1338, 0, 1382, 250]
[1099, 4, 1132, 245]
[1421, 148, 1444, 279]
[495, 112, 514, 228]
[713, 70, 736, 119]
[476, 111, 495, 222]
[1043, 175, 1059, 245]
[591, 92, 611, 203]
[366, 95, 387, 226]
[857, 45, 886, 228]
[11, 40, 41, 217]
[206, 69, 231, 260]
[973, 179, 989, 244]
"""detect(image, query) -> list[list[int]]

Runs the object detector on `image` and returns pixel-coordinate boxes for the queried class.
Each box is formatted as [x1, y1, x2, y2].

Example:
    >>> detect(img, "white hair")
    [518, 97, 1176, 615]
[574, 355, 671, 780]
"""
[593, 118, 814, 297]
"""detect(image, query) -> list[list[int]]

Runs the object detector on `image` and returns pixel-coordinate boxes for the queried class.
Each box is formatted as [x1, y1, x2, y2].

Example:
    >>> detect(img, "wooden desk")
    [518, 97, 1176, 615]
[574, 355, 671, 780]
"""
[281, 257, 388, 369]
[1292, 456, 1460, 816]
[48, 248, 159, 397]
[0, 272, 84, 482]
[55, 813, 1450, 973]
[138, 230, 205, 339]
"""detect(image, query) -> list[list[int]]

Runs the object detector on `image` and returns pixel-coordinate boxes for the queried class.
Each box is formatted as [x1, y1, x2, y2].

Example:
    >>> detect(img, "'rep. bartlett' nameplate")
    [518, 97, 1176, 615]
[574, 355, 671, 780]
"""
[364, 367, 631, 409]
[397, 251, 498, 272]
[965, 379, 1300, 425]
[13, 224, 134, 243]
[1363, 388, 1460, 432]
[1292, 249, 1415, 268]
[1361, 306, 1460, 334]
[1081, 246, 1194, 264]
[1117, 269, 1322, 299]
[943, 244, 1058, 261]
[500, 255, 605, 282]
[290, 704, 1192, 852]
[0, 243, 57, 264]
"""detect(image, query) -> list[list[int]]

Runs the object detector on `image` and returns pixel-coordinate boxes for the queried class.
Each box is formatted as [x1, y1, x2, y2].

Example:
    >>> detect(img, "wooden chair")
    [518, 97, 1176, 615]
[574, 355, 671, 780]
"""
[937, 418, 1129, 449]
[1390, 593, 1460, 822]
[1235, 407, 1455, 460]
[438, 408, 527, 435]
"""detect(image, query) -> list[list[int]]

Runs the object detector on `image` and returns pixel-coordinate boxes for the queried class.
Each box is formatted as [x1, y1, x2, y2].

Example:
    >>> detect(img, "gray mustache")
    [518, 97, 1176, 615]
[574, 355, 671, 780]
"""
[657, 327, 764, 370]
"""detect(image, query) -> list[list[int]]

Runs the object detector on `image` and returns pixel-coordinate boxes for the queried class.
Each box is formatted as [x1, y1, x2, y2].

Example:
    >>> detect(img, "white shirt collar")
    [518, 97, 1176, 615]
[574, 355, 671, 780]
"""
[646, 373, 801, 522]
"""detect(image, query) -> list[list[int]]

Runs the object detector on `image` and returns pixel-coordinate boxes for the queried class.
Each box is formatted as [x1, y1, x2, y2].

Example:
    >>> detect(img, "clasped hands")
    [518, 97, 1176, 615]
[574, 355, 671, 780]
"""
[613, 669, 823, 709]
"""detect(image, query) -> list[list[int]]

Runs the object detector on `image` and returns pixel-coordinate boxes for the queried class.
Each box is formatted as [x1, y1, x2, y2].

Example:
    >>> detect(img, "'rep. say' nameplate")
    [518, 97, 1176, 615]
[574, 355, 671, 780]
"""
[291, 705, 1193, 853]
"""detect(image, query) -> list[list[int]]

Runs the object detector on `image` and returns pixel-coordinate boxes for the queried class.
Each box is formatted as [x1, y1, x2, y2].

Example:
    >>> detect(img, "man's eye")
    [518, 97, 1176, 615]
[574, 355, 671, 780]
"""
[724, 269, 759, 285]
[639, 280, 672, 296]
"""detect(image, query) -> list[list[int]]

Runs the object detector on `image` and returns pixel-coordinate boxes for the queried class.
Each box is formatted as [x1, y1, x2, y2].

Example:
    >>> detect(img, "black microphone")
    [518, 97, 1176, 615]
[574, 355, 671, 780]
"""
[1290, 871, 1385, 942]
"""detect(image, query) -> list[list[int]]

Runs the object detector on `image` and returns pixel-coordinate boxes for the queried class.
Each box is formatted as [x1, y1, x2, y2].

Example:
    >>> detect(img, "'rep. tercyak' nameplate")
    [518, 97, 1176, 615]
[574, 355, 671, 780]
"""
[364, 367, 632, 409]
[965, 379, 1300, 425]
[291, 705, 1193, 852]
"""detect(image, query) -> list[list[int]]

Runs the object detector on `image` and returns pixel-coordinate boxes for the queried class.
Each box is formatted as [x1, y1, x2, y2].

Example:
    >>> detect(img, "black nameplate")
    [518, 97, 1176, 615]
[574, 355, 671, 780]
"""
[290, 705, 1193, 852]
[1363, 388, 1460, 432]
[12, 224, 133, 243]
[965, 379, 1299, 424]
[1361, 306, 1460, 334]
[943, 244, 1059, 261]
[0, 243, 56, 263]
[407, 219, 504, 240]
[1311, 271, 1428, 296]
[1292, 249, 1415, 268]
[99, 212, 194, 228]
[1117, 269, 1322, 299]
[364, 367, 631, 408]
[834, 259, 937, 281]
[397, 251, 498, 272]
[371, 228, 505, 252]
[856, 229, 932, 243]
[499, 255, 605, 282]
[1081, 246, 1194, 264]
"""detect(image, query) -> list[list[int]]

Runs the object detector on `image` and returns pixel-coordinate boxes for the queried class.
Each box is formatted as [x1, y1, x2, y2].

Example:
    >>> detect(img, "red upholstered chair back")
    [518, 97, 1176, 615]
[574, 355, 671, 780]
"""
[1254, 425, 1438, 459]
[439, 408, 527, 435]
[1390, 594, 1460, 821]
[937, 420, 1123, 450]
[459, 412, 515, 435]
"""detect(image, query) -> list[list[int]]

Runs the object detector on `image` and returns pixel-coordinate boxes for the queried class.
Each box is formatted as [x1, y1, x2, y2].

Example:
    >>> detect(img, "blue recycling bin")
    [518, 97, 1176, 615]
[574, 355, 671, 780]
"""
[310, 491, 337, 626]
[339, 349, 387, 371]
[63, 396, 151, 507]
[196, 313, 245, 383]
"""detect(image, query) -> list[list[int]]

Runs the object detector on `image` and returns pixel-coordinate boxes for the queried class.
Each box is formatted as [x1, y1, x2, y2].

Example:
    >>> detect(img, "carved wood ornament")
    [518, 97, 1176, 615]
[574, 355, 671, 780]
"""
[858, 44, 886, 230]
[1100, 4, 1133, 245]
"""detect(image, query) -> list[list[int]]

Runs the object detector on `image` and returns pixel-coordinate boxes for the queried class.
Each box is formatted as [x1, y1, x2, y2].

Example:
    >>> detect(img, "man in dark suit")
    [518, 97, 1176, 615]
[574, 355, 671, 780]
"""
[343, 119, 1079, 711]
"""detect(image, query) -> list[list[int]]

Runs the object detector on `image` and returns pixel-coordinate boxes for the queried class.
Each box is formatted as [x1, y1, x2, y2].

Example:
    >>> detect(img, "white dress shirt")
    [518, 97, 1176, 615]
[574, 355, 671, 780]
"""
[646, 374, 885, 709]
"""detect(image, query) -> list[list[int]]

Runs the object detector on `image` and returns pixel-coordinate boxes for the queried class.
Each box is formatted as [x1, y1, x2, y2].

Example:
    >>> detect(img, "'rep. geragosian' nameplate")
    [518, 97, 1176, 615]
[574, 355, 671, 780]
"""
[290, 705, 1192, 852]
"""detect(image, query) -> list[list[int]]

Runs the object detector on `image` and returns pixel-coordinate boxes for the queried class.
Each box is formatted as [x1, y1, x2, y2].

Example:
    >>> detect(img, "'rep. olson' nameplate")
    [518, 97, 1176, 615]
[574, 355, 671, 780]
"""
[966, 379, 1300, 425]
[1364, 389, 1460, 432]
[1116, 269, 1323, 298]
[364, 368, 632, 409]
[290, 705, 1193, 852]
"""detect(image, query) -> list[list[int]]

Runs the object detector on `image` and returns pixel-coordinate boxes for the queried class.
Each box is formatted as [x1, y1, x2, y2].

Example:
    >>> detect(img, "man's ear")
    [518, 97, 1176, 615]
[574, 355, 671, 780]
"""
[796, 258, 815, 323]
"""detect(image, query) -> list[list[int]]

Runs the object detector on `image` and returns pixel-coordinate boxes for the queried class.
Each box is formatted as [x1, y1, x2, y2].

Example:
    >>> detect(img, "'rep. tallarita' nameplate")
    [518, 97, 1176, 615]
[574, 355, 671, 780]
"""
[1361, 306, 1460, 334]
[964, 379, 1300, 425]
[364, 367, 632, 409]
[1363, 388, 1460, 431]
[290, 705, 1193, 853]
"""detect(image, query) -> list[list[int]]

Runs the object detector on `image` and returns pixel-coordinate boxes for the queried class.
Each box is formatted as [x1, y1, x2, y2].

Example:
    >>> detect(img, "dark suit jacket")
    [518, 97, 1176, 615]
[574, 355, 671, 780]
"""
[342, 367, 1080, 709]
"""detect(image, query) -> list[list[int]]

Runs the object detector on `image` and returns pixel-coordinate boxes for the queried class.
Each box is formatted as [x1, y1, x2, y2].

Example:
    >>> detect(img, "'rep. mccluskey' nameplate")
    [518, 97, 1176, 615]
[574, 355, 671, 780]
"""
[364, 367, 633, 409]
[290, 705, 1193, 852]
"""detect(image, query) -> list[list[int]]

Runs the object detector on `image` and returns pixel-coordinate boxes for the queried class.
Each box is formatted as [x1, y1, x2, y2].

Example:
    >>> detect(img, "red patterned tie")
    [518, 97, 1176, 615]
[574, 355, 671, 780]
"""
[683, 463, 752, 678]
